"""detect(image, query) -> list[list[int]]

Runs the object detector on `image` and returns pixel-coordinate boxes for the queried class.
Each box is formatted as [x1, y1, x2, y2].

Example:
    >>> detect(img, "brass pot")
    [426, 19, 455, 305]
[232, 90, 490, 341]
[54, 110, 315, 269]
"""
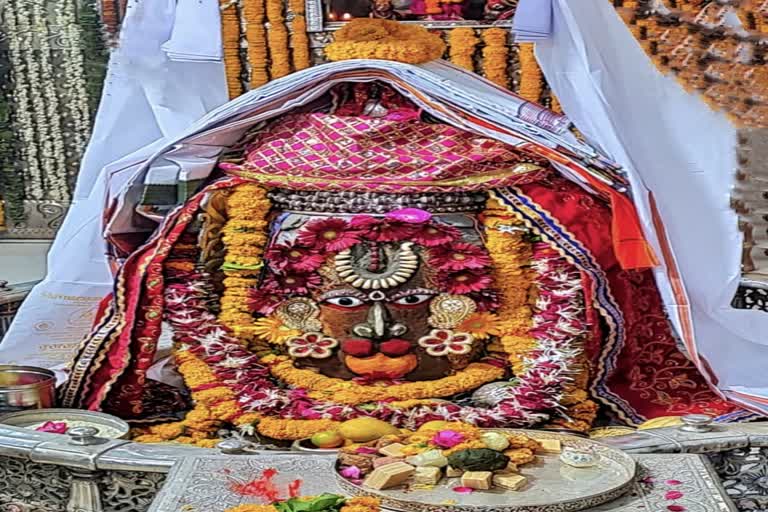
[0, 365, 55, 413]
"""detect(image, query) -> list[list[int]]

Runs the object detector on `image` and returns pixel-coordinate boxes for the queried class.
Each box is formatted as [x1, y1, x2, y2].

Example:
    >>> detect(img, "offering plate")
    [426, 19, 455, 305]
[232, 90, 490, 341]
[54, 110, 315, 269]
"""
[335, 429, 636, 512]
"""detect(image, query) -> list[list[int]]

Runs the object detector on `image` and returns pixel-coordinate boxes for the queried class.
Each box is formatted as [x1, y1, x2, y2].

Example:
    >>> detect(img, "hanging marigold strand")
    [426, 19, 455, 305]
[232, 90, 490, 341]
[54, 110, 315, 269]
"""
[221, 0, 244, 98]
[289, 0, 310, 70]
[448, 28, 478, 72]
[481, 28, 509, 89]
[517, 42, 543, 103]
[550, 93, 563, 114]
[243, 0, 269, 88]
[266, 0, 291, 79]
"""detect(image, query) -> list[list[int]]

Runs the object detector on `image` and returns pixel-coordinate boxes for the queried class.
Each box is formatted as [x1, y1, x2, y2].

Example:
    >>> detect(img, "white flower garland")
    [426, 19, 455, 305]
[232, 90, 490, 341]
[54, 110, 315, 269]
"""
[6, 0, 45, 200]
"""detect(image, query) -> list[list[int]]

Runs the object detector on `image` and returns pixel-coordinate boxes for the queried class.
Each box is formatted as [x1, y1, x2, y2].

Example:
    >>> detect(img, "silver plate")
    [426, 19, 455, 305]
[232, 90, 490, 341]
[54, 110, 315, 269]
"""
[336, 430, 636, 512]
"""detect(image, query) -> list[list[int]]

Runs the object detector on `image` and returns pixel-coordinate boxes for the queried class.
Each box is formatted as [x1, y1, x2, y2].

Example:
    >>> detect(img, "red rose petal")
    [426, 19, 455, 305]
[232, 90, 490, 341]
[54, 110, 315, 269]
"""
[666, 480, 682, 486]
[453, 487, 474, 494]
[665, 491, 684, 500]
[667, 506, 686, 512]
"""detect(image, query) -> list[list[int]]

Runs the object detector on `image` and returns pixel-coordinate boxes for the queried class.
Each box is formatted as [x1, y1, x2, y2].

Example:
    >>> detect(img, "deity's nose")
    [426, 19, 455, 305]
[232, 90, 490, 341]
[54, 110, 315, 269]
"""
[352, 302, 407, 340]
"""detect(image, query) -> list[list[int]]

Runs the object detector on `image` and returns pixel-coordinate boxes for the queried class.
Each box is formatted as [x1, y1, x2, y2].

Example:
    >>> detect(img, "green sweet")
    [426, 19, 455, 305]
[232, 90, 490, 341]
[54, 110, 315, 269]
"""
[447, 448, 510, 472]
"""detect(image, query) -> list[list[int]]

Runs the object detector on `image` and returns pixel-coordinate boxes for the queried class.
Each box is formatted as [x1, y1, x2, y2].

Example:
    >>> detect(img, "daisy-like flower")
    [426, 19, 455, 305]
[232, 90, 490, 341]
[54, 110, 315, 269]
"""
[349, 216, 416, 242]
[457, 312, 501, 340]
[297, 218, 361, 252]
[247, 285, 284, 315]
[439, 270, 493, 294]
[272, 273, 322, 295]
[412, 222, 461, 247]
[286, 332, 339, 359]
[429, 243, 492, 271]
[251, 316, 301, 344]
[265, 244, 325, 273]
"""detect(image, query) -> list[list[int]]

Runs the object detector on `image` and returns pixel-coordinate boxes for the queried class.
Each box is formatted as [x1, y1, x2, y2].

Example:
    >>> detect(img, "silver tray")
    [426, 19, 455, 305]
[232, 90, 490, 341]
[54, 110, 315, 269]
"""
[336, 430, 636, 512]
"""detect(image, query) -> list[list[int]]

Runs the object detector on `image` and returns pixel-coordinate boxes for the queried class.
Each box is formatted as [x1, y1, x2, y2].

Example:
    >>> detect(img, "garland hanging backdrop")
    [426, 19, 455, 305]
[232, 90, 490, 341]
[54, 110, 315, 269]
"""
[0, 0, 107, 233]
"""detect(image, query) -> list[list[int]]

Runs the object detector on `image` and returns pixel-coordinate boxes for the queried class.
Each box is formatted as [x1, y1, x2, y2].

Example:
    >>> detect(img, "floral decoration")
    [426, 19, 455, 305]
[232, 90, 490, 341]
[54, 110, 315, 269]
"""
[286, 333, 339, 358]
[324, 19, 445, 64]
[417, 329, 474, 356]
[448, 28, 479, 71]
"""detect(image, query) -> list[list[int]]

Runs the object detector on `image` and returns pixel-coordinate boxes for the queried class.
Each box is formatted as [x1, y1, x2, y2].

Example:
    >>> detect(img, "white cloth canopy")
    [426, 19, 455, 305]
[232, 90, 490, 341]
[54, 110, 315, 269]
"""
[534, 0, 768, 413]
[0, 0, 228, 367]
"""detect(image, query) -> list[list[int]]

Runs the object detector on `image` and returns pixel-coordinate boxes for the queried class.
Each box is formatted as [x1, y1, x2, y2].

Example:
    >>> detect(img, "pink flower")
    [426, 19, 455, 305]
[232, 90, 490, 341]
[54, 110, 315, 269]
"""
[265, 244, 324, 273]
[665, 491, 684, 500]
[432, 430, 465, 448]
[355, 446, 379, 455]
[666, 479, 682, 486]
[348, 216, 415, 242]
[340, 466, 362, 479]
[298, 218, 360, 252]
[438, 270, 493, 294]
[429, 243, 492, 271]
[246, 285, 283, 315]
[412, 223, 461, 247]
[453, 487, 474, 494]
[35, 421, 68, 434]
[271, 273, 322, 295]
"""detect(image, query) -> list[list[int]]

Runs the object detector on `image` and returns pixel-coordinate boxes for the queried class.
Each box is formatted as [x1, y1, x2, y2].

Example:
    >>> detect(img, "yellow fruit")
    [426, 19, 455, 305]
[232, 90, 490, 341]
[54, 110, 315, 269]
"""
[338, 418, 400, 442]
[417, 421, 451, 432]
[310, 430, 345, 448]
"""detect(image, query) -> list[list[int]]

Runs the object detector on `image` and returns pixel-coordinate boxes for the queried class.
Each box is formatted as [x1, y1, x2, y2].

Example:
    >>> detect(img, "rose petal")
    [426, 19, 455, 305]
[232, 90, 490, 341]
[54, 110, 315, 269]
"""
[665, 480, 682, 486]
[665, 491, 684, 500]
[453, 487, 474, 494]
[355, 447, 378, 455]
[667, 506, 686, 512]
[340, 466, 362, 479]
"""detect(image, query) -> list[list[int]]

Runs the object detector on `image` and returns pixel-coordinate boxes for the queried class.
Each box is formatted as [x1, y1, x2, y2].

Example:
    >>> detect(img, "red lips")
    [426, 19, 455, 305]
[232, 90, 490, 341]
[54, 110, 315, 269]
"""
[341, 339, 412, 357]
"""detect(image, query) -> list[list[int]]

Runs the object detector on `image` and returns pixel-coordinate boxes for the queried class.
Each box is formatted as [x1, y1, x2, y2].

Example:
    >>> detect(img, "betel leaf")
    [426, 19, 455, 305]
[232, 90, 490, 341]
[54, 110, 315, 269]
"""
[447, 448, 510, 472]
[220, 261, 264, 271]
[273, 494, 346, 512]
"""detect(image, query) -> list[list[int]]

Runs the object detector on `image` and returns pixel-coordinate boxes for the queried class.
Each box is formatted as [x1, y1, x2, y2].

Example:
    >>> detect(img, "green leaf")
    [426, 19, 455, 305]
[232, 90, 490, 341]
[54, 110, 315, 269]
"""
[220, 261, 264, 271]
[274, 494, 346, 512]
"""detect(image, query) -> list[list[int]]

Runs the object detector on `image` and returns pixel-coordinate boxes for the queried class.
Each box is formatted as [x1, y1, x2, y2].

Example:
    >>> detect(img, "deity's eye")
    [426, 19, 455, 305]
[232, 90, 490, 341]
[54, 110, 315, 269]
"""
[324, 296, 366, 308]
[393, 294, 433, 306]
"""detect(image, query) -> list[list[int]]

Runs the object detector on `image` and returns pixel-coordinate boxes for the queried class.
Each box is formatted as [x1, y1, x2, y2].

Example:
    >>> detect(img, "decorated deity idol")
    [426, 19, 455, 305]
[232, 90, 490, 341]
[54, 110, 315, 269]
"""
[58, 49, 738, 446]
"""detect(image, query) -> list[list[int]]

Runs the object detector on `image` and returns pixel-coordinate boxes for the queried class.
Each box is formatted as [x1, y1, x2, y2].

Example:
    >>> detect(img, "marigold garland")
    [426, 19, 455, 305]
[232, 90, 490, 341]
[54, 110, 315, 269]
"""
[257, 416, 341, 440]
[482, 198, 536, 374]
[243, 0, 270, 88]
[225, 497, 380, 512]
[324, 19, 445, 64]
[481, 28, 509, 88]
[517, 43, 543, 103]
[448, 28, 479, 72]
[219, 184, 271, 334]
[289, 0, 310, 71]
[222, 0, 244, 98]
[263, 354, 505, 405]
[266, 0, 291, 79]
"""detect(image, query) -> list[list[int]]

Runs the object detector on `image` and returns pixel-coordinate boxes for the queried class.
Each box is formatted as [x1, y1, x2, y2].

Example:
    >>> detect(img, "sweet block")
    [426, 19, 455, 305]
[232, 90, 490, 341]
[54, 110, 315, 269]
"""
[363, 462, 416, 490]
[538, 439, 562, 454]
[379, 443, 407, 458]
[413, 466, 442, 485]
[492, 473, 528, 491]
[445, 466, 463, 478]
[460, 471, 493, 490]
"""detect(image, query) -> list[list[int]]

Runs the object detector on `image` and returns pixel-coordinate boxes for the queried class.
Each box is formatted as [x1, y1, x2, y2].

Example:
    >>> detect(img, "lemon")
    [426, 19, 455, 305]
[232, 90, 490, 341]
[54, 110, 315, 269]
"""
[416, 421, 451, 432]
[338, 418, 400, 442]
[310, 430, 345, 448]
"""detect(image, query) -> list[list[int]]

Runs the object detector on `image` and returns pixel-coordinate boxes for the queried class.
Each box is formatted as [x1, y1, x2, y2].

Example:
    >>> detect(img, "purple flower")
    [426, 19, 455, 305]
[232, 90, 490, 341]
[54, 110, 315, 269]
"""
[340, 466, 362, 480]
[432, 430, 465, 449]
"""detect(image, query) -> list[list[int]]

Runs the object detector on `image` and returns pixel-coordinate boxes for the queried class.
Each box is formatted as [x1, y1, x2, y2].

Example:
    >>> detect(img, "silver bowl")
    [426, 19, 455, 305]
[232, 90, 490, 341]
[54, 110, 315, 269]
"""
[0, 365, 56, 413]
[0, 408, 130, 439]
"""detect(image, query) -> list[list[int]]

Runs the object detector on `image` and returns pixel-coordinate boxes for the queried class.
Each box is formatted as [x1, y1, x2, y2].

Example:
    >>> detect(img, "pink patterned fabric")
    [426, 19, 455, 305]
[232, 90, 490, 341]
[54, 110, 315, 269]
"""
[220, 112, 549, 193]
